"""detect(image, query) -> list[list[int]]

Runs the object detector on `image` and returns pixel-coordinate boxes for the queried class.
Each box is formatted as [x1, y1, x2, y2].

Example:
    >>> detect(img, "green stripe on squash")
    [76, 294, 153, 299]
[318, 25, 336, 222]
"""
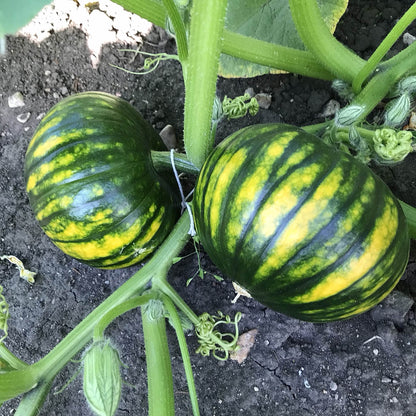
[24, 91, 180, 269]
[193, 123, 410, 322]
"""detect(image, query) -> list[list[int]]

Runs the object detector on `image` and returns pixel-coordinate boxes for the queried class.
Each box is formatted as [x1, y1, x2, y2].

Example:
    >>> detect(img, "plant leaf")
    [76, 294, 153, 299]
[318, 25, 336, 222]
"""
[0, 0, 51, 37]
[220, 0, 349, 78]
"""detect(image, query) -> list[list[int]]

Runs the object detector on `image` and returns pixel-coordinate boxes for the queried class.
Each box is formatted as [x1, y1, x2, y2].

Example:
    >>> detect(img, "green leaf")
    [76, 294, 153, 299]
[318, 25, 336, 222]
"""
[0, 0, 52, 36]
[220, 0, 349, 78]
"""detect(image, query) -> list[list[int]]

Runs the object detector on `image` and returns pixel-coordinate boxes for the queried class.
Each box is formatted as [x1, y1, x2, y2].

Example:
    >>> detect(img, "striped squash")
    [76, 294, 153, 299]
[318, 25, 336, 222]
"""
[24, 91, 179, 269]
[193, 123, 410, 322]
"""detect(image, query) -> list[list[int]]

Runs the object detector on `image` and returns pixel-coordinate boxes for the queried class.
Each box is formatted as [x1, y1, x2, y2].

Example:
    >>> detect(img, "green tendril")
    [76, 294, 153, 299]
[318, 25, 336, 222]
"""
[0, 286, 9, 343]
[111, 50, 179, 75]
[195, 311, 242, 361]
[222, 93, 259, 120]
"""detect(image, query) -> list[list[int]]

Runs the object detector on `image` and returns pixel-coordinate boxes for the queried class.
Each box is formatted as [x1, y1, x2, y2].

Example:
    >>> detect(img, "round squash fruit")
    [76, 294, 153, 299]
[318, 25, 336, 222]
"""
[193, 123, 410, 322]
[24, 91, 179, 269]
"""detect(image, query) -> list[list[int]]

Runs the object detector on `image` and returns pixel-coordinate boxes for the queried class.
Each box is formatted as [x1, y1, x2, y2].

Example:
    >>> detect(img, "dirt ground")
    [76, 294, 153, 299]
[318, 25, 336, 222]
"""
[1, 0, 416, 415]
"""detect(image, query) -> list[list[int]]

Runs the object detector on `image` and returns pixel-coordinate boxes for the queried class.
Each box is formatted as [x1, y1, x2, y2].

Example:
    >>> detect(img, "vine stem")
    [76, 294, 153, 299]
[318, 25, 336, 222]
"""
[142, 302, 175, 416]
[162, 294, 200, 416]
[347, 48, 416, 123]
[151, 150, 200, 176]
[183, 0, 228, 168]
[221, 30, 334, 80]
[0, 213, 191, 402]
[288, 0, 365, 82]
[161, 0, 188, 65]
[352, 2, 416, 93]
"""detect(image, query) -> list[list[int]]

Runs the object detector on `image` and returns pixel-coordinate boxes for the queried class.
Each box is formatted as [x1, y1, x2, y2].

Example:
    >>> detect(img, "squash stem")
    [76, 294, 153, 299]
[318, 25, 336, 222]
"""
[93, 294, 154, 341]
[161, 0, 188, 66]
[151, 150, 200, 175]
[183, 0, 228, 168]
[352, 2, 416, 93]
[221, 30, 334, 80]
[288, 0, 365, 82]
[142, 301, 175, 416]
[162, 294, 200, 416]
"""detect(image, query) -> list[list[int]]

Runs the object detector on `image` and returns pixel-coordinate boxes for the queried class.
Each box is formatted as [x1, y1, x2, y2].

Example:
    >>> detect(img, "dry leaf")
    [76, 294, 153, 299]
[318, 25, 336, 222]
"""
[230, 329, 258, 364]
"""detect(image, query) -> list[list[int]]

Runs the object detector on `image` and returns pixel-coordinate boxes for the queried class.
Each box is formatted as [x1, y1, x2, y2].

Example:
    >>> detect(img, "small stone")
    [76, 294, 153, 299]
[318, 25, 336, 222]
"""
[255, 92, 272, 109]
[60, 86, 69, 95]
[329, 381, 338, 391]
[44, 70, 51, 76]
[320, 99, 340, 117]
[8, 92, 25, 108]
[370, 290, 414, 325]
[17, 112, 31, 123]
[159, 124, 177, 150]
[403, 32, 416, 46]
[373, 348, 379, 356]
[230, 329, 258, 364]
[382, 376, 392, 383]
[253, 386, 259, 392]
[244, 87, 255, 98]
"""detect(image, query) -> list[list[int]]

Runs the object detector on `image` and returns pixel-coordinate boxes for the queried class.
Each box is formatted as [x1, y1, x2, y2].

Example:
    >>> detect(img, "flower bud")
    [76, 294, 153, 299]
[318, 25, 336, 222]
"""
[83, 339, 122, 416]
[384, 93, 411, 128]
[334, 105, 365, 127]
[332, 79, 354, 101]
[373, 128, 413, 164]
[396, 76, 416, 96]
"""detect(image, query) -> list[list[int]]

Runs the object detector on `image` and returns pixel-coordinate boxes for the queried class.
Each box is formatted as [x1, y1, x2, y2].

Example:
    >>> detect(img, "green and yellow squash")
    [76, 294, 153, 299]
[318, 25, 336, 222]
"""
[24, 91, 179, 269]
[193, 123, 410, 322]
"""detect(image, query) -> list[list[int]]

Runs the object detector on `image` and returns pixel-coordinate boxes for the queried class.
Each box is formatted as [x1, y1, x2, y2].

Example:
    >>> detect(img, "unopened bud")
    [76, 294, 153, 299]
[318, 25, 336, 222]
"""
[332, 79, 354, 101]
[384, 93, 411, 127]
[83, 339, 122, 416]
[334, 105, 366, 127]
[396, 76, 416, 95]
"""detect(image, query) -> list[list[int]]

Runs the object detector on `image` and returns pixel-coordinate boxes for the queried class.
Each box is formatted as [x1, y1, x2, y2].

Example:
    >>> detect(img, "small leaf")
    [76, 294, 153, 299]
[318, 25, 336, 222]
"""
[220, 0, 349, 78]
[172, 256, 183, 264]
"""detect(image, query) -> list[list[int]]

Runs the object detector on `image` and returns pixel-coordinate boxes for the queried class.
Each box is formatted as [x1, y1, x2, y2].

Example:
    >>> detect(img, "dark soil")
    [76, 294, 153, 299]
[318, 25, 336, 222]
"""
[1, 1, 416, 415]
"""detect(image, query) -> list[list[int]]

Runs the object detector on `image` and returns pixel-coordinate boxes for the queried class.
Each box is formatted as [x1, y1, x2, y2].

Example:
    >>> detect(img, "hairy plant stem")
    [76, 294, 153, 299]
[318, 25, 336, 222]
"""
[349, 52, 416, 123]
[221, 30, 334, 80]
[14, 380, 54, 416]
[288, 0, 365, 82]
[161, 0, 188, 66]
[151, 150, 200, 175]
[0, 213, 191, 402]
[162, 294, 200, 416]
[183, 0, 228, 168]
[142, 302, 175, 416]
[352, 2, 416, 93]
[93, 294, 154, 341]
